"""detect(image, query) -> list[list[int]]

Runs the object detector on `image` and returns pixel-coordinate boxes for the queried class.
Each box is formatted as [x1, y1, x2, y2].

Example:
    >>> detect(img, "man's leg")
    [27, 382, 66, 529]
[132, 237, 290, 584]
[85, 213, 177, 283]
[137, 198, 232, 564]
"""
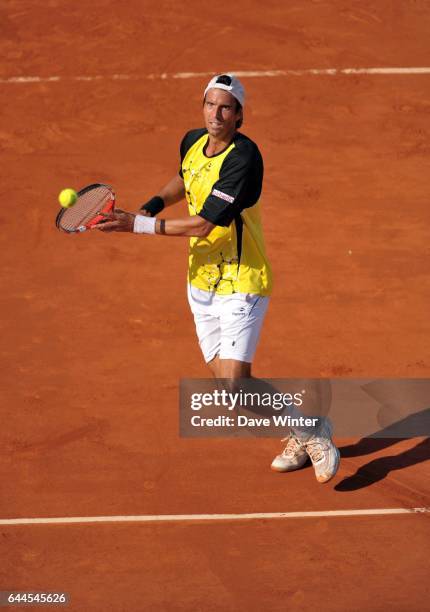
[211, 358, 336, 482]
[208, 356, 251, 379]
[206, 355, 219, 377]
[214, 294, 339, 483]
[192, 288, 339, 483]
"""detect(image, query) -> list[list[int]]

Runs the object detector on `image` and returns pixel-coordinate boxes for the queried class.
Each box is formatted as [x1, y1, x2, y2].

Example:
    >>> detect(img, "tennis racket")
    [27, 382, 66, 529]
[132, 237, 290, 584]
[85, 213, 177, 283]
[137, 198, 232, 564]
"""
[55, 183, 115, 233]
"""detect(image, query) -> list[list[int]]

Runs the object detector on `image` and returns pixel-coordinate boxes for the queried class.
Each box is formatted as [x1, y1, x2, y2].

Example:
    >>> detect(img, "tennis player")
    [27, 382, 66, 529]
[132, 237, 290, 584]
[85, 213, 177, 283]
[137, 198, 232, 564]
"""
[95, 73, 340, 483]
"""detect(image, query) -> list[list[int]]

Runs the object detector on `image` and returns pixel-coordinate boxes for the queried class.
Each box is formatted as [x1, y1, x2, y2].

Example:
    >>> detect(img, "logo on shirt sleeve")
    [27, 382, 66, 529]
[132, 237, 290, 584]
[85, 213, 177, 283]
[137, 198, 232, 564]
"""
[212, 188, 235, 204]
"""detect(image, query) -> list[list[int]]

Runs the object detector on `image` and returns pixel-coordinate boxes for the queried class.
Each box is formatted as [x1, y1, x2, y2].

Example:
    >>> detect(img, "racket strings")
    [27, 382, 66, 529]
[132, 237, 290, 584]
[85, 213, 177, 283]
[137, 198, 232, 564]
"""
[59, 186, 112, 231]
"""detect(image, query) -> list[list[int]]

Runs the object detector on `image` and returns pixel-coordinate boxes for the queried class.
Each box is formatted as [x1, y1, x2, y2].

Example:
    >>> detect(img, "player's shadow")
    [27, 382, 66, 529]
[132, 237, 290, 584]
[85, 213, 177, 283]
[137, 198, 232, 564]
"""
[335, 408, 430, 491]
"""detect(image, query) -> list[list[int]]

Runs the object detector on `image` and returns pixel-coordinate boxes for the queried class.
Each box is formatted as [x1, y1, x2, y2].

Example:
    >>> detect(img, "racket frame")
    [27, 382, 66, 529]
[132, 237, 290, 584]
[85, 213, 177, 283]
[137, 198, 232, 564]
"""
[55, 183, 115, 233]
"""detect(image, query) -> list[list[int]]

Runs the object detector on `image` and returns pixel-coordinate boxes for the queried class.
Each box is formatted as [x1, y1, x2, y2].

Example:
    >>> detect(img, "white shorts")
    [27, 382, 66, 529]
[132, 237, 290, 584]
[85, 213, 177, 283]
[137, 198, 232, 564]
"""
[187, 284, 270, 363]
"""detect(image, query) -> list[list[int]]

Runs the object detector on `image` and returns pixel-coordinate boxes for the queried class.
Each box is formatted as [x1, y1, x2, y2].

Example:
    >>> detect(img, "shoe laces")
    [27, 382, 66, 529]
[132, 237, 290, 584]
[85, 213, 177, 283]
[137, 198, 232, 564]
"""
[305, 439, 327, 463]
[280, 435, 302, 458]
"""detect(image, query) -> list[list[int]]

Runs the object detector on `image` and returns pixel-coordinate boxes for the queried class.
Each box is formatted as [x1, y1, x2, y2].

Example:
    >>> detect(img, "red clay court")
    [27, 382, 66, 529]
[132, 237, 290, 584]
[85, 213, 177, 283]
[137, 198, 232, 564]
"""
[1, 1, 429, 610]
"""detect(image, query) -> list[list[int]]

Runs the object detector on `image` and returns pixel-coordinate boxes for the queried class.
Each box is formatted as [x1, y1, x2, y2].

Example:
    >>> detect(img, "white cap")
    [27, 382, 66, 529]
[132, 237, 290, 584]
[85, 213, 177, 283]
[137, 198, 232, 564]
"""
[204, 73, 245, 107]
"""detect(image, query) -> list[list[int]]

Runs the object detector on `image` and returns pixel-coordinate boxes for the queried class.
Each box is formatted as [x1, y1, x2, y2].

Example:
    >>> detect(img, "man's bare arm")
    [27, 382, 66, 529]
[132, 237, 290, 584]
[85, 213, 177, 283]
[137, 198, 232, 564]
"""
[94, 174, 217, 237]
[158, 174, 185, 207]
[155, 215, 214, 237]
[93, 210, 215, 238]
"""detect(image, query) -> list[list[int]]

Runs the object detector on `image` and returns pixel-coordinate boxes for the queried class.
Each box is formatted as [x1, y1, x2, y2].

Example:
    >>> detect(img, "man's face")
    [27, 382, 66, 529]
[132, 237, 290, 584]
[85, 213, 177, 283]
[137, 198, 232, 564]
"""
[203, 88, 242, 140]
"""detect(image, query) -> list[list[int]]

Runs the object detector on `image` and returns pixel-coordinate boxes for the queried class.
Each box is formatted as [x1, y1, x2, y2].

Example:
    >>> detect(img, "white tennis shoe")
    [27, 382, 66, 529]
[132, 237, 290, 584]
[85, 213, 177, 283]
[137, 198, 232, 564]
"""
[270, 433, 308, 472]
[302, 421, 340, 483]
[271, 421, 340, 483]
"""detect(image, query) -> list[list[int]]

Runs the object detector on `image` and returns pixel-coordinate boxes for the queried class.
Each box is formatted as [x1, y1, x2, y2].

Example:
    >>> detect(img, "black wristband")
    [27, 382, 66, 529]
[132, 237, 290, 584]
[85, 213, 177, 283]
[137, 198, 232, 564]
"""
[140, 196, 165, 217]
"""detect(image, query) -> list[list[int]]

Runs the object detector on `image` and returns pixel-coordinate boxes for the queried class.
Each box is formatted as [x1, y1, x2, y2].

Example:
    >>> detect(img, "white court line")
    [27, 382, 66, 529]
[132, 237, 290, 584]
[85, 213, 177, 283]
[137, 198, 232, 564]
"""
[1, 508, 429, 526]
[1, 67, 430, 84]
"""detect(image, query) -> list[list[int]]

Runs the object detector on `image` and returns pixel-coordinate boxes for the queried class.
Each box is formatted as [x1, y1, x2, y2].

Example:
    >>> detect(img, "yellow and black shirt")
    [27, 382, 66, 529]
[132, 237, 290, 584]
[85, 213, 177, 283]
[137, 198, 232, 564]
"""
[180, 128, 273, 296]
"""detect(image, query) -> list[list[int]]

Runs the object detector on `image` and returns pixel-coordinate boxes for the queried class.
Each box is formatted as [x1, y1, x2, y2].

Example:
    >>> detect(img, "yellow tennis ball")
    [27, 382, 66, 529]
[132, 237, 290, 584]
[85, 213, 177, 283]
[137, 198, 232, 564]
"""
[58, 188, 78, 208]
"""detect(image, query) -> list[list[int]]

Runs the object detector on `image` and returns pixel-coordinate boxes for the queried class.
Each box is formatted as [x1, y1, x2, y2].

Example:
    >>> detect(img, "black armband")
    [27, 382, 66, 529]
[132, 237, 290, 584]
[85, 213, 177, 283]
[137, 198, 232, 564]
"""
[140, 195, 165, 216]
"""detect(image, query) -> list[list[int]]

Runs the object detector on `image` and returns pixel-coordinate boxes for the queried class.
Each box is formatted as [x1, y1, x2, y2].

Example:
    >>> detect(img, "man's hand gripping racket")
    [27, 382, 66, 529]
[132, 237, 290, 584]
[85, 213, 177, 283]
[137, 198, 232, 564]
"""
[55, 183, 137, 233]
